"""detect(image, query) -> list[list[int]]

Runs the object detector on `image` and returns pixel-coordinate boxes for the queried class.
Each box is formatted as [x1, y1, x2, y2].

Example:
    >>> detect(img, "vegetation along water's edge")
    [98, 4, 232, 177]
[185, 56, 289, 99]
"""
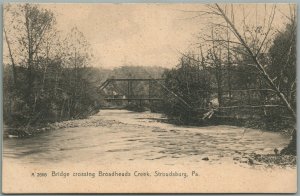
[3, 4, 296, 162]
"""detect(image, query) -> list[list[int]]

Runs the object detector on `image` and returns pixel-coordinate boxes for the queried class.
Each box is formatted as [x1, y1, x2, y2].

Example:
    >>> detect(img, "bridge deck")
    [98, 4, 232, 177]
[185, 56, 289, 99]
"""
[107, 78, 164, 81]
[104, 98, 162, 101]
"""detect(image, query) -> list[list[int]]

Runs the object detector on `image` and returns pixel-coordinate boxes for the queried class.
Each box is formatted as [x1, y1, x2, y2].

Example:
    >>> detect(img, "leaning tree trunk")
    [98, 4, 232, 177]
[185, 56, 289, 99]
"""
[215, 4, 296, 153]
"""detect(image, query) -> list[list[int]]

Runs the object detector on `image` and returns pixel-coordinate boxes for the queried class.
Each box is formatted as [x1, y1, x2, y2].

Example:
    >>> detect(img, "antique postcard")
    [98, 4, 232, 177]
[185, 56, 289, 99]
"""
[2, 3, 297, 193]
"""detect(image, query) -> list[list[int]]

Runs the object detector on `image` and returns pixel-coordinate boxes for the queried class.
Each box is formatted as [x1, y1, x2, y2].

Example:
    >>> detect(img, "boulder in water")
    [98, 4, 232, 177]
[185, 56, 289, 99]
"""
[202, 157, 209, 161]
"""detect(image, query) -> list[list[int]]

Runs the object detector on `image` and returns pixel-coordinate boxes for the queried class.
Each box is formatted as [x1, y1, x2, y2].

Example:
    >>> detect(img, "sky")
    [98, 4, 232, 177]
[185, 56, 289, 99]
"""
[4, 3, 294, 69]
[51, 4, 204, 69]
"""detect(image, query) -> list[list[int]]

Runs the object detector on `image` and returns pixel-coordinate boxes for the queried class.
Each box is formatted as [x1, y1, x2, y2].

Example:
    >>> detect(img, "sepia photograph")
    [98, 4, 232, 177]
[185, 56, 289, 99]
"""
[2, 3, 297, 193]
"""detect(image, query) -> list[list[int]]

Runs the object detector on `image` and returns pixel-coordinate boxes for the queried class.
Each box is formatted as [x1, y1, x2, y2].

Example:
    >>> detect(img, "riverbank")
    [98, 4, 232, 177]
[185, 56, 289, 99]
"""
[4, 124, 53, 138]
[232, 151, 296, 168]
[4, 115, 124, 138]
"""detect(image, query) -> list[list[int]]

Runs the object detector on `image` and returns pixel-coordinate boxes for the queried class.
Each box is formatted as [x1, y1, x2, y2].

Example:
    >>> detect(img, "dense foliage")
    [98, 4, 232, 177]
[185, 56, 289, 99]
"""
[161, 21, 296, 131]
[3, 5, 104, 127]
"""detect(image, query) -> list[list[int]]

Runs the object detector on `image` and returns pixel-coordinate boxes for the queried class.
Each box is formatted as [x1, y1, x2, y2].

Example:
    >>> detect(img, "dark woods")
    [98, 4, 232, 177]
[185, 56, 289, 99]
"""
[161, 5, 296, 154]
[3, 5, 102, 127]
[163, 19, 296, 129]
[3, 5, 166, 128]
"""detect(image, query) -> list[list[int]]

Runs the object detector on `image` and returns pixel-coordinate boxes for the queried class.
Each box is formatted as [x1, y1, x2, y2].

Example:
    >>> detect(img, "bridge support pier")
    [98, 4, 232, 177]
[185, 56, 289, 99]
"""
[127, 80, 133, 103]
[148, 80, 152, 105]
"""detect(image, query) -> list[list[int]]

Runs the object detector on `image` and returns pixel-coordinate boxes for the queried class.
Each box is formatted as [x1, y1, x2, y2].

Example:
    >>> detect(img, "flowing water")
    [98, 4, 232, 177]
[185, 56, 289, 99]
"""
[3, 109, 291, 166]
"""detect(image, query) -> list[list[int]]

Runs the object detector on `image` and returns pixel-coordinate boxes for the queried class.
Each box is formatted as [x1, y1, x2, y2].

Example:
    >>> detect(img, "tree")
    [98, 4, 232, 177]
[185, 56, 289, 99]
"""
[205, 4, 296, 154]
[163, 54, 212, 123]
[212, 4, 295, 119]
[61, 27, 92, 117]
[268, 21, 296, 106]
[3, 4, 102, 129]
[5, 4, 56, 112]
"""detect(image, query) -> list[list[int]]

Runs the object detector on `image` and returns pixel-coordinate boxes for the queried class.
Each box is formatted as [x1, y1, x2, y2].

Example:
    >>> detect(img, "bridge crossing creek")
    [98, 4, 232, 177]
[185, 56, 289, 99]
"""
[4, 109, 291, 166]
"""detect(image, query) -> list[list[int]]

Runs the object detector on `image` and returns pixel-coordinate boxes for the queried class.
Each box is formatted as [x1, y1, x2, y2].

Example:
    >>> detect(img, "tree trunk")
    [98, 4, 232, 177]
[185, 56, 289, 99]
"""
[4, 28, 17, 86]
[281, 129, 296, 155]
[215, 3, 296, 120]
[214, 3, 296, 150]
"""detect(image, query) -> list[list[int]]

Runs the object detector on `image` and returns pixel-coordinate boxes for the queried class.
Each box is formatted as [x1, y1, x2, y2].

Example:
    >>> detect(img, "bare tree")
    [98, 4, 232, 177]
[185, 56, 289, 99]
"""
[4, 27, 17, 86]
[211, 4, 295, 119]
[5, 4, 55, 111]
[62, 27, 92, 117]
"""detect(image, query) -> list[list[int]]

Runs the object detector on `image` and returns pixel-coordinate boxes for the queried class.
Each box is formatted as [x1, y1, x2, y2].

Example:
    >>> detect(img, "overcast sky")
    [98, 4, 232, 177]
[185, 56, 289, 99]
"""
[4, 3, 294, 69]
[50, 4, 206, 69]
